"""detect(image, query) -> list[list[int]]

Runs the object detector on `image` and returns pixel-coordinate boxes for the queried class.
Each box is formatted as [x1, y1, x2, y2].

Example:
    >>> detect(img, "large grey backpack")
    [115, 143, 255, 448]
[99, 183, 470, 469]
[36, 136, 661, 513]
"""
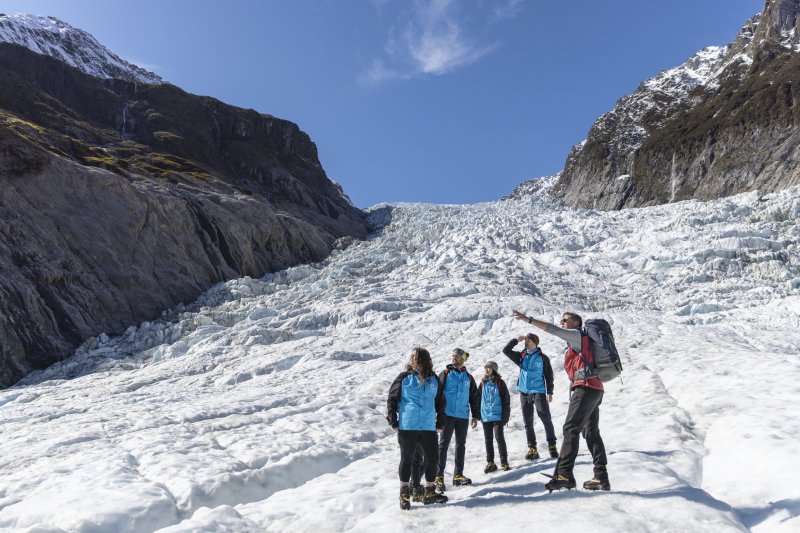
[581, 319, 623, 382]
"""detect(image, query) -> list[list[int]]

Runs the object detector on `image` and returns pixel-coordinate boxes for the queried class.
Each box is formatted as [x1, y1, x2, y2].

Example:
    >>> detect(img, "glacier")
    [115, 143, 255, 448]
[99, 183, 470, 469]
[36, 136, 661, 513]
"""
[0, 185, 799, 532]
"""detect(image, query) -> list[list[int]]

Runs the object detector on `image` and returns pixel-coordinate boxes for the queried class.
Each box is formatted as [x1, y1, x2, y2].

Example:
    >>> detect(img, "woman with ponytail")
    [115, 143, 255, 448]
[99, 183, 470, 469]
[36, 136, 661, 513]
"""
[387, 347, 448, 509]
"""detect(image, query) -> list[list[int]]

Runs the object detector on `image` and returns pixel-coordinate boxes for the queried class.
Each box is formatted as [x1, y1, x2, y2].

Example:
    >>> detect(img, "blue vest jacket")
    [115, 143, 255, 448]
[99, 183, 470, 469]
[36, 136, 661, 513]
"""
[443, 367, 472, 419]
[480, 380, 503, 422]
[518, 348, 546, 394]
[398, 373, 440, 431]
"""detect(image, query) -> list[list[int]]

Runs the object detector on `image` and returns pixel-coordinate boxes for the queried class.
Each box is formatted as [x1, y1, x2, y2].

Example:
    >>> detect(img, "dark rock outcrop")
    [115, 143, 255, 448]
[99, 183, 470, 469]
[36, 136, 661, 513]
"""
[551, 0, 800, 210]
[0, 42, 367, 387]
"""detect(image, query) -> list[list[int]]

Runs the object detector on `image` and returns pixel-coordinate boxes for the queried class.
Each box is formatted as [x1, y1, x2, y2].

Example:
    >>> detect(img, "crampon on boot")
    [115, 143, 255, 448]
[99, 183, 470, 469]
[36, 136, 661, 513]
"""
[434, 475, 446, 492]
[452, 474, 472, 486]
[583, 475, 611, 491]
[500, 462, 511, 471]
[484, 462, 498, 474]
[412, 485, 426, 502]
[544, 473, 576, 492]
[548, 444, 559, 458]
[525, 446, 540, 461]
[423, 486, 448, 505]
[400, 485, 411, 510]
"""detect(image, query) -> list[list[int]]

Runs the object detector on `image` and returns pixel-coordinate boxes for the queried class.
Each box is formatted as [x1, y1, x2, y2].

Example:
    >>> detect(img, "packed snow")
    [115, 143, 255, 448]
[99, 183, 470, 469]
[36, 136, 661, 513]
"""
[1, 186, 799, 532]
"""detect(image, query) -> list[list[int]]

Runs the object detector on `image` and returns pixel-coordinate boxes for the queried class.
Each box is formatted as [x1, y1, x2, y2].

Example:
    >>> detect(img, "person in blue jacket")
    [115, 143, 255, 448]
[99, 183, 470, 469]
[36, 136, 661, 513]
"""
[503, 333, 557, 460]
[479, 360, 511, 473]
[435, 348, 480, 492]
[387, 347, 449, 509]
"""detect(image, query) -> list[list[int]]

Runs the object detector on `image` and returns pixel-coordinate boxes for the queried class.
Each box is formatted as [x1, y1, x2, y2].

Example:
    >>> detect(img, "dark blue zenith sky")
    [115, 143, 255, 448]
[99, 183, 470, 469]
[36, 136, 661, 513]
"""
[4, 0, 764, 207]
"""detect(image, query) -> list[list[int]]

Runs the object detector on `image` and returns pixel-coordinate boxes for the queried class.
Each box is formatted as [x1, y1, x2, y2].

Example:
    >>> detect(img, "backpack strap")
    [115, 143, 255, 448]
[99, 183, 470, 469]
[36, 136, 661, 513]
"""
[572, 332, 598, 382]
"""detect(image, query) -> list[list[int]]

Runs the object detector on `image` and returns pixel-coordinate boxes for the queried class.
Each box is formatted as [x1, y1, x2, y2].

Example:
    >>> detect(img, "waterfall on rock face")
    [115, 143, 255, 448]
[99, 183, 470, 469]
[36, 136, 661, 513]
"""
[120, 101, 128, 140]
[670, 152, 678, 203]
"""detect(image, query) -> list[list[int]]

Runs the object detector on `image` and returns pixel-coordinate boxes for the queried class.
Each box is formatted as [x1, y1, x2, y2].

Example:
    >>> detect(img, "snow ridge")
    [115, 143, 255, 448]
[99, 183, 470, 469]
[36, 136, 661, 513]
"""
[0, 13, 163, 84]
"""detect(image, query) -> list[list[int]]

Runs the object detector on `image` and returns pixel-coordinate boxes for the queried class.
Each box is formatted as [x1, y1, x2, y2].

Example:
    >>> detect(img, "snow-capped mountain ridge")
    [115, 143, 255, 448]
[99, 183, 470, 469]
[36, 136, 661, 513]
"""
[575, 23, 755, 163]
[0, 13, 163, 84]
[551, 0, 800, 210]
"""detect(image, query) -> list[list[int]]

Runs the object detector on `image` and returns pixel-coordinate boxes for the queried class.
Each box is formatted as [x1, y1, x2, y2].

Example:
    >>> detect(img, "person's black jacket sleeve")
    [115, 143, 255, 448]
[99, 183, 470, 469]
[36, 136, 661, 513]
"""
[386, 371, 406, 429]
[477, 382, 483, 417]
[435, 377, 446, 429]
[468, 374, 481, 419]
[542, 353, 554, 395]
[503, 339, 523, 366]
[500, 379, 511, 425]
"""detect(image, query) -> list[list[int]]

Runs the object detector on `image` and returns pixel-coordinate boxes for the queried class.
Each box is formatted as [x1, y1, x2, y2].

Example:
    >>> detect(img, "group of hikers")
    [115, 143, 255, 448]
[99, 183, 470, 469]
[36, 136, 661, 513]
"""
[386, 310, 611, 510]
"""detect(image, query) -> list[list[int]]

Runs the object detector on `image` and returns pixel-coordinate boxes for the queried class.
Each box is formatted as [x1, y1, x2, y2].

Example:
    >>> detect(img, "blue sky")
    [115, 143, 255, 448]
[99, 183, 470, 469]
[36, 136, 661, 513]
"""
[4, 0, 764, 207]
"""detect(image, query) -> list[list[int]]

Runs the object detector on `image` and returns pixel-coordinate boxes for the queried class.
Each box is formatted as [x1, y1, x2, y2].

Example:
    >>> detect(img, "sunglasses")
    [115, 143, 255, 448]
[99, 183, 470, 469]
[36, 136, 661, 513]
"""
[453, 348, 469, 360]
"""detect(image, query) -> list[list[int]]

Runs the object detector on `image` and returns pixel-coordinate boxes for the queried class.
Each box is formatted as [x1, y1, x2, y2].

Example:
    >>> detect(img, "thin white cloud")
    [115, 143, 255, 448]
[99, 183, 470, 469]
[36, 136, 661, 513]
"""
[360, 0, 521, 86]
[406, 4, 496, 75]
[359, 59, 409, 85]
[493, 0, 525, 20]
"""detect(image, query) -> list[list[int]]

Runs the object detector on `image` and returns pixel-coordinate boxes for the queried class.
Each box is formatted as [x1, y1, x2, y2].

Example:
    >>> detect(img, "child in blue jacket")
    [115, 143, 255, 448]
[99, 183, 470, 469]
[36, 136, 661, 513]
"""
[479, 360, 511, 473]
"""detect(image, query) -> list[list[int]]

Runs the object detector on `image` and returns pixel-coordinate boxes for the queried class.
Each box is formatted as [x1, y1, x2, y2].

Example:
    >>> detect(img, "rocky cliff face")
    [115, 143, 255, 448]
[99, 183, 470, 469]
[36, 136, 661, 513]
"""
[551, 0, 800, 210]
[0, 41, 367, 387]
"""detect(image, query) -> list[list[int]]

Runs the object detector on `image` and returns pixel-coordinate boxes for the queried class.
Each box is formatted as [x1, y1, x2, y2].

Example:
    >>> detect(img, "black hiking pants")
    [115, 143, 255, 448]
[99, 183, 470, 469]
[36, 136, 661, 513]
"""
[398, 430, 438, 483]
[437, 416, 469, 477]
[410, 444, 426, 488]
[482, 421, 508, 464]
[555, 386, 607, 479]
[520, 392, 557, 446]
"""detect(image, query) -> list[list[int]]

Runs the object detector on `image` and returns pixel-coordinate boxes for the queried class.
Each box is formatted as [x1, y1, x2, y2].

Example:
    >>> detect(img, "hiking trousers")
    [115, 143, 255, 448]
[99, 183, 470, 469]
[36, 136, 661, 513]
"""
[410, 444, 426, 487]
[397, 430, 438, 483]
[555, 386, 607, 478]
[482, 421, 508, 464]
[520, 392, 557, 446]
[437, 416, 469, 477]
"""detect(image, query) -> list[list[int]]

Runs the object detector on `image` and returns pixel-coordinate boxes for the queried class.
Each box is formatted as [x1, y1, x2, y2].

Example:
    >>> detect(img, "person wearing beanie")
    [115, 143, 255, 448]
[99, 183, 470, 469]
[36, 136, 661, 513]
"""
[502, 332, 557, 461]
[479, 360, 511, 473]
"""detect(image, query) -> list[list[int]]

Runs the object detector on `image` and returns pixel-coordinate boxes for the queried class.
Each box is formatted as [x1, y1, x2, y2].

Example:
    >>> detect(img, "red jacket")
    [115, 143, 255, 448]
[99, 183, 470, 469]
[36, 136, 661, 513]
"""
[564, 334, 604, 391]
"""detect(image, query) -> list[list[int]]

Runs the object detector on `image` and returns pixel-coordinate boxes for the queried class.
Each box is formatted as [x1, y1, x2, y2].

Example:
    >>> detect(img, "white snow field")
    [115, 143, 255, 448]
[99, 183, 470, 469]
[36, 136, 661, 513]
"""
[1, 187, 800, 532]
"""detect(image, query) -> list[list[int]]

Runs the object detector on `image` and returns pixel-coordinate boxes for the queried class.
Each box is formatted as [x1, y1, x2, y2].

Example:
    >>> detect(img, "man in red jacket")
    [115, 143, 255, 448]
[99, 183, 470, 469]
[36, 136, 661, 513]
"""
[513, 310, 610, 492]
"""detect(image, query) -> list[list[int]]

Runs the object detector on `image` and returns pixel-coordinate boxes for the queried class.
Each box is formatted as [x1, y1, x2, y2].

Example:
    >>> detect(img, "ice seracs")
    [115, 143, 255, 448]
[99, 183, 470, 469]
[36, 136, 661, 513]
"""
[1, 186, 798, 531]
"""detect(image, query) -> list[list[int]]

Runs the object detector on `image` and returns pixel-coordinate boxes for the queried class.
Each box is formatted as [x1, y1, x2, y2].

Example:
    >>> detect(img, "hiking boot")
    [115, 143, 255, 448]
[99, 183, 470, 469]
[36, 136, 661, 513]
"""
[434, 475, 446, 492]
[412, 485, 426, 502]
[525, 446, 540, 461]
[501, 462, 511, 471]
[452, 474, 472, 486]
[400, 485, 411, 510]
[423, 486, 448, 505]
[548, 444, 559, 458]
[484, 462, 498, 474]
[583, 476, 611, 491]
[545, 474, 576, 492]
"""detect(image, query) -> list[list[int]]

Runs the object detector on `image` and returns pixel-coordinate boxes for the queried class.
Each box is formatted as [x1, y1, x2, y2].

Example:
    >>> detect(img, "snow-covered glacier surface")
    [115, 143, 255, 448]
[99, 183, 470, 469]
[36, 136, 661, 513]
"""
[1, 188, 800, 532]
